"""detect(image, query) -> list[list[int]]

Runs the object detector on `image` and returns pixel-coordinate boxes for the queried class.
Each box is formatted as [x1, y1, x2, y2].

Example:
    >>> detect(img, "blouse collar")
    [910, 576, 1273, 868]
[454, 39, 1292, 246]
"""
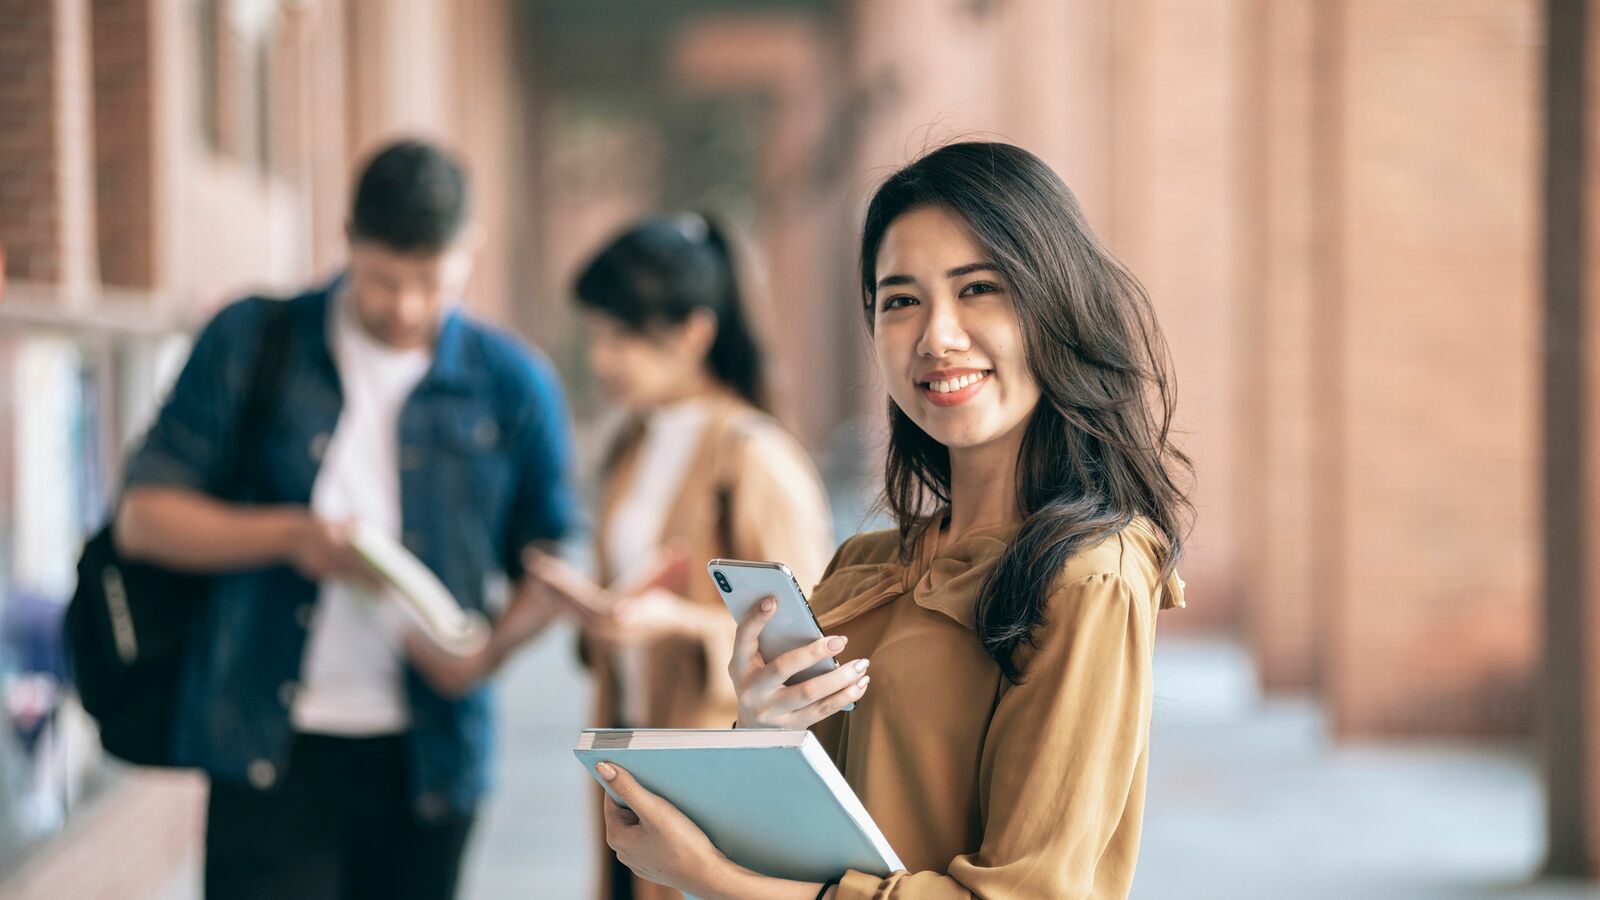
[815, 512, 1019, 631]
[813, 513, 1186, 632]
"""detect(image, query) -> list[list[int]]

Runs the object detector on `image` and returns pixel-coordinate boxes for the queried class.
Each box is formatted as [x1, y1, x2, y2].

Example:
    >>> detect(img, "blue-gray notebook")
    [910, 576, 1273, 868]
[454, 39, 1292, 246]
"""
[574, 728, 903, 885]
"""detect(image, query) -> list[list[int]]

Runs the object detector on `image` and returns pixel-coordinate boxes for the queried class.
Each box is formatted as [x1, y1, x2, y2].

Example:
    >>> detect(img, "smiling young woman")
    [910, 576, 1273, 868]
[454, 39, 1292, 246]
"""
[592, 142, 1193, 900]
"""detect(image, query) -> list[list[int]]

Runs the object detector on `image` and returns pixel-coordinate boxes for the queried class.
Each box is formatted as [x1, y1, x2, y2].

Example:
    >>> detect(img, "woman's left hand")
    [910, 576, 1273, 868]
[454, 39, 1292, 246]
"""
[598, 761, 727, 894]
[522, 548, 615, 620]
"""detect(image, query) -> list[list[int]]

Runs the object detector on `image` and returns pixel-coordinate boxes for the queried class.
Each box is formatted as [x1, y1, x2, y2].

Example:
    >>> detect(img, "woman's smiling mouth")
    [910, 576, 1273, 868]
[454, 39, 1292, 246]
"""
[918, 368, 992, 407]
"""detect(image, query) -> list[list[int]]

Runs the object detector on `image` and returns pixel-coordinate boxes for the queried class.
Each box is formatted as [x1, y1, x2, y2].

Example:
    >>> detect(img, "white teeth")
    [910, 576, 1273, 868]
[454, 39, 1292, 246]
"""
[925, 372, 987, 393]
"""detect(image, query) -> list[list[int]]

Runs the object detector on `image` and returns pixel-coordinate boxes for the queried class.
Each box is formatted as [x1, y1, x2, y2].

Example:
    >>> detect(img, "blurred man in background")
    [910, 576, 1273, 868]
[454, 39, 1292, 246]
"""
[114, 139, 578, 900]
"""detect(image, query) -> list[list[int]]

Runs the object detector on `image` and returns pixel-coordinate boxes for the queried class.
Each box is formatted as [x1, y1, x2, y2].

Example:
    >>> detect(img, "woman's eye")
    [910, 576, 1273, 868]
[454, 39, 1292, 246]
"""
[960, 281, 1000, 297]
[881, 294, 918, 310]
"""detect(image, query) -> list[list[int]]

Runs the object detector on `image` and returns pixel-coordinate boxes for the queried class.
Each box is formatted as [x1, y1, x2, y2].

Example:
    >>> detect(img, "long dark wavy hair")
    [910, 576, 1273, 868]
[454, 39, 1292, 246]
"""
[574, 211, 768, 411]
[860, 142, 1194, 683]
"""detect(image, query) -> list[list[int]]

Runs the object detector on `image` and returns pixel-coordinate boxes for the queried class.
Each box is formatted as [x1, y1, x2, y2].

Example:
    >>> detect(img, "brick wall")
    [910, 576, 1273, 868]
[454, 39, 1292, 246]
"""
[1319, 0, 1542, 735]
[303, 0, 350, 275]
[1106, 0, 1248, 632]
[92, 0, 156, 289]
[1584, 4, 1600, 855]
[1001, 0, 1114, 229]
[1546, 0, 1600, 873]
[0, 0, 63, 284]
[1238, 0, 1321, 691]
[446, 0, 528, 331]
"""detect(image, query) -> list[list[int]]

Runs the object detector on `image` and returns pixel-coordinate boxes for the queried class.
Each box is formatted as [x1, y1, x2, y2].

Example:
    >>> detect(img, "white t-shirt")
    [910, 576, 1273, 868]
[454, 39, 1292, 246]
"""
[601, 399, 711, 726]
[291, 296, 432, 736]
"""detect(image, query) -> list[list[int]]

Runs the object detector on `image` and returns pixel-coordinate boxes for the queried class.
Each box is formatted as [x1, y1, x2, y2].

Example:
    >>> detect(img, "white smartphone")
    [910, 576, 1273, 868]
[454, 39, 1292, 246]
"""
[708, 559, 842, 688]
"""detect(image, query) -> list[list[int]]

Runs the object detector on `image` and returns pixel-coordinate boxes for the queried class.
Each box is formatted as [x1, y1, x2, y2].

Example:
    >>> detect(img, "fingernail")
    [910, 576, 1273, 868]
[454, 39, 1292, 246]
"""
[854, 658, 869, 673]
[596, 762, 617, 781]
[827, 636, 847, 652]
[762, 597, 776, 613]
[856, 676, 870, 693]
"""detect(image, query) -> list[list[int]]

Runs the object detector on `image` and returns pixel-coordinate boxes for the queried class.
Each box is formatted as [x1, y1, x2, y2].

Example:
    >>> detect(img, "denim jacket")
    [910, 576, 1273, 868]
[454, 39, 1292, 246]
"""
[122, 278, 579, 818]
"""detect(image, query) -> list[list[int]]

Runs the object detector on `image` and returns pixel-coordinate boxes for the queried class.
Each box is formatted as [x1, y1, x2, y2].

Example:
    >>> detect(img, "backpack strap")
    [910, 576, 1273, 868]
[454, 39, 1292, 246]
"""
[225, 300, 294, 497]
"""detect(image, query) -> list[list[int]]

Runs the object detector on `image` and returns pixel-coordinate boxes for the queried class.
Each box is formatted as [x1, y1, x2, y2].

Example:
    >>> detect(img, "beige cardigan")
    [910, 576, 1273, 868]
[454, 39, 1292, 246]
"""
[587, 392, 834, 900]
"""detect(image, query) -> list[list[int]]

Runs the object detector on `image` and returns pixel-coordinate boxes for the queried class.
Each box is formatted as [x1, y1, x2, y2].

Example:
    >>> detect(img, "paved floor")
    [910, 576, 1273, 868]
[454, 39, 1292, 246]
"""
[1133, 639, 1600, 899]
[156, 628, 1600, 900]
[457, 623, 596, 900]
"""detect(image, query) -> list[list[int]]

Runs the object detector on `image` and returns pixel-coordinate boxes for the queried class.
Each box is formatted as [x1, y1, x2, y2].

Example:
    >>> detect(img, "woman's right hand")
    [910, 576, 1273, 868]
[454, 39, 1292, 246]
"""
[729, 597, 871, 730]
[522, 548, 614, 620]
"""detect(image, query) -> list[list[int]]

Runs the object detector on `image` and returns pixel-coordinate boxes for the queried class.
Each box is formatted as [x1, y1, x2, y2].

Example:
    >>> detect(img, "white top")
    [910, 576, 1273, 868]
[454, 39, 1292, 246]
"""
[601, 399, 711, 726]
[291, 296, 433, 736]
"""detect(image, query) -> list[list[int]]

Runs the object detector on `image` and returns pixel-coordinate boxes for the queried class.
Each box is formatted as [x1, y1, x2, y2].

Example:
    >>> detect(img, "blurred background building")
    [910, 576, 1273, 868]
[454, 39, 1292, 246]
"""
[0, 0, 1595, 898]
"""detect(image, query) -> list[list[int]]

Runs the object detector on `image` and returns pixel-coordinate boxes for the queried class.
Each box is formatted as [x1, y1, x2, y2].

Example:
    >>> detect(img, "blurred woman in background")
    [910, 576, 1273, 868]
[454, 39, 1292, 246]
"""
[526, 212, 835, 900]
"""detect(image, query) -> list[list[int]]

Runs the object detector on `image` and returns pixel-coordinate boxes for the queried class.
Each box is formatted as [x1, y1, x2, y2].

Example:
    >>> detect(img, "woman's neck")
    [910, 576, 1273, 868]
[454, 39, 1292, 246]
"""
[642, 372, 720, 412]
[941, 420, 1028, 546]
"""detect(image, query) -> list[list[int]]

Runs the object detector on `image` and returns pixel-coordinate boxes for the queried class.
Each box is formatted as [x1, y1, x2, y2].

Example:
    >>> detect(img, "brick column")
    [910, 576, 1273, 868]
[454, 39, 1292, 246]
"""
[1237, 0, 1322, 691]
[1581, 0, 1600, 856]
[997, 0, 1114, 228]
[0, 0, 97, 292]
[92, 0, 158, 289]
[1324, 0, 1542, 735]
[1544, 0, 1600, 876]
[1106, 0, 1248, 631]
[344, 0, 450, 152]
[446, 0, 525, 329]
[304, 0, 351, 274]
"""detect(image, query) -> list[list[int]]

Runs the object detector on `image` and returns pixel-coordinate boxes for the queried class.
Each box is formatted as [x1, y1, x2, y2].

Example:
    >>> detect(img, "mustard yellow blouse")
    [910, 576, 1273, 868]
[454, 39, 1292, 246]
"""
[808, 515, 1184, 899]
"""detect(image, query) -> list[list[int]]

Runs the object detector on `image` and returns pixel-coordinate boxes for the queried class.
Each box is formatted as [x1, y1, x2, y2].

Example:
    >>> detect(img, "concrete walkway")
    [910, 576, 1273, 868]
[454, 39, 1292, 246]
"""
[1135, 639, 1600, 899]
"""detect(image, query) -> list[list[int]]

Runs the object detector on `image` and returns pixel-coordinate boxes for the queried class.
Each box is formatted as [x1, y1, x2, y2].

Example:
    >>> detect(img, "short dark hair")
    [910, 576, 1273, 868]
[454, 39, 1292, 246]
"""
[349, 139, 470, 252]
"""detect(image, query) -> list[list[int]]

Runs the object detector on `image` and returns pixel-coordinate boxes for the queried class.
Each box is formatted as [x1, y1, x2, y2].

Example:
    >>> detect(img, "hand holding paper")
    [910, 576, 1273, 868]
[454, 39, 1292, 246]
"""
[524, 545, 691, 624]
[346, 521, 490, 657]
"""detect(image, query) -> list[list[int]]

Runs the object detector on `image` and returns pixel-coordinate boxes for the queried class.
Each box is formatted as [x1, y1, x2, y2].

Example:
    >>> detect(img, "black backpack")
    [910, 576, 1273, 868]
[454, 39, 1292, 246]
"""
[63, 301, 293, 766]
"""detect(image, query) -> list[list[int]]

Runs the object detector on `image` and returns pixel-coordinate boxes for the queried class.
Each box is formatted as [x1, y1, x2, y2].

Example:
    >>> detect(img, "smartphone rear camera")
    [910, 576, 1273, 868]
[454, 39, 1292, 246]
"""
[713, 570, 732, 593]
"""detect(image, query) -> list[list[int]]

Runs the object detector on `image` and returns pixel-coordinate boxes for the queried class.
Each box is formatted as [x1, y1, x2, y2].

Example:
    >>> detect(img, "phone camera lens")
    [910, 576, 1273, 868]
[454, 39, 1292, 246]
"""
[714, 571, 732, 593]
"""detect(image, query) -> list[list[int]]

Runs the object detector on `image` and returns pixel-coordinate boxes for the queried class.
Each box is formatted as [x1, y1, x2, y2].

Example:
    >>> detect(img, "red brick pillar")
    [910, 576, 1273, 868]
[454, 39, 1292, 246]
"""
[1237, 0, 1322, 692]
[1323, 0, 1542, 736]
[343, 0, 450, 152]
[1105, 0, 1248, 632]
[1543, 0, 1600, 876]
[303, 0, 352, 274]
[446, 0, 526, 329]
[0, 0, 97, 291]
[1582, 18, 1600, 862]
[996, 0, 1114, 228]
[91, 0, 158, 289]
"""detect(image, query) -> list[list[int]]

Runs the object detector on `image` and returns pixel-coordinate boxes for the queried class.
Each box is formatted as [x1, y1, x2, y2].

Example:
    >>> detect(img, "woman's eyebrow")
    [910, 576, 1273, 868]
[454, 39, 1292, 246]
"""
[876, 263, 998, 289]
[946, 262, 999, 278]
